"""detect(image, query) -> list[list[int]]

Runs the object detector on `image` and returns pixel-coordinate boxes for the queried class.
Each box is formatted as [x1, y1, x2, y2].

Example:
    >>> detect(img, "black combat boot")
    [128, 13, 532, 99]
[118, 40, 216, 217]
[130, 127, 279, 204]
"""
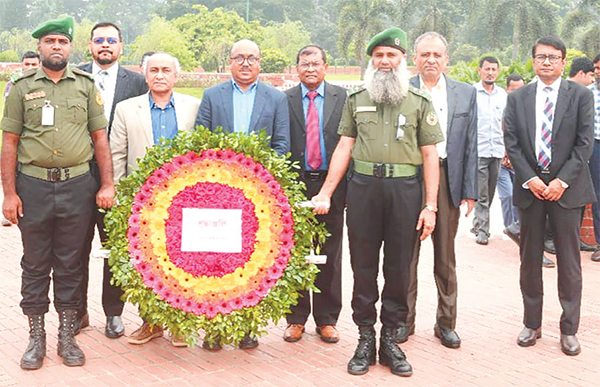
[57, 310, 86, 366]
[347, 325, 376, 375]
[20, 315, 46, 370]
[379, 326, 413, 377]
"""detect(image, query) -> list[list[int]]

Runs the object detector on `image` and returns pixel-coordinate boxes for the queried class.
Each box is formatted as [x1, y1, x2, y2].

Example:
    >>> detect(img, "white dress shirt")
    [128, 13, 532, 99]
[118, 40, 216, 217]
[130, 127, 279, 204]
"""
[92, 62, 119, 122]
[420, 75, 448, 159]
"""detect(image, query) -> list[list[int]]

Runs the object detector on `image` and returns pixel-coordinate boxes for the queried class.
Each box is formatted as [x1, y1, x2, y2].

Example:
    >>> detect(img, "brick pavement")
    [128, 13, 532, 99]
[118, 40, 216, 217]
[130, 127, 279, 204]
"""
[0, 198, 599, 387]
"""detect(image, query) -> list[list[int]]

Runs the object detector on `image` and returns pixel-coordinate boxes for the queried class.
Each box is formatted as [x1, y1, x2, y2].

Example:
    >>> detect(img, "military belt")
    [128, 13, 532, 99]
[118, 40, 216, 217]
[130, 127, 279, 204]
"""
[353, 159, 417, 178]
[20, 162, 90, 182]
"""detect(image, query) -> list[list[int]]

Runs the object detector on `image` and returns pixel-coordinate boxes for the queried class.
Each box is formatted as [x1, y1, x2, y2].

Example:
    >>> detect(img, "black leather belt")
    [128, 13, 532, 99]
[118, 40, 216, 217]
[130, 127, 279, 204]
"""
[303, 170, 327, 182]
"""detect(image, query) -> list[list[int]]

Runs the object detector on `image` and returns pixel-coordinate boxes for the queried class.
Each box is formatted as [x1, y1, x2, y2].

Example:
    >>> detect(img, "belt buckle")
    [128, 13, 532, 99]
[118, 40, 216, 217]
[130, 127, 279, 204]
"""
[306, 171, 320, 181]
[373, 163, 385, 178]
[48, 168, 61, 182]
[540, 169, 550, 175]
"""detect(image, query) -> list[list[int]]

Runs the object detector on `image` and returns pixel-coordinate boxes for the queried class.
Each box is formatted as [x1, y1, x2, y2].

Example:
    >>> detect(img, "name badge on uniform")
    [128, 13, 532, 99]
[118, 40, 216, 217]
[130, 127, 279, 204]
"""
[356, 106, 377, 113]
[41, 100, 54, 126]
[396, 114, 406, 141]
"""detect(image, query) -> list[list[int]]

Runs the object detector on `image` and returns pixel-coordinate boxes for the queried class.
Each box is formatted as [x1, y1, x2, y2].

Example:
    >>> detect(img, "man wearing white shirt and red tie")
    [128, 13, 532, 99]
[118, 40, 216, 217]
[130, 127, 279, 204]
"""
[504, 36, 595, 356]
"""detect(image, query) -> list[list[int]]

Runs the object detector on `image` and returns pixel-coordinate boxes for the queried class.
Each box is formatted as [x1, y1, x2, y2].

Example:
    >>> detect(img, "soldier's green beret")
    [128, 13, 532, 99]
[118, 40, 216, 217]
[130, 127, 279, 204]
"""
[31, 16, 74, 41]
[366, 27, 407, 56]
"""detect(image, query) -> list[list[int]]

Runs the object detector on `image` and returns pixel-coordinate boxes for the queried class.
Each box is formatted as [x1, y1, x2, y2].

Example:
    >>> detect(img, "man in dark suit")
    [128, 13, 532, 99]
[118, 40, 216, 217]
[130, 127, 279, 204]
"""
[398, 32, 478, 349]
[282, 45, 347, 344]
[504, 36, 595, 356]
[195, 39, 290, 350]
[77, 22, 148, 339]
[195, 39, 289, 156]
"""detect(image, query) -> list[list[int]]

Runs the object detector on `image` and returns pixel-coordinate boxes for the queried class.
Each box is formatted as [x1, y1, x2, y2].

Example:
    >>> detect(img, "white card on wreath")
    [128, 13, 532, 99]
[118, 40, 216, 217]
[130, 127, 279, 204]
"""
[181, 208, 242, 253]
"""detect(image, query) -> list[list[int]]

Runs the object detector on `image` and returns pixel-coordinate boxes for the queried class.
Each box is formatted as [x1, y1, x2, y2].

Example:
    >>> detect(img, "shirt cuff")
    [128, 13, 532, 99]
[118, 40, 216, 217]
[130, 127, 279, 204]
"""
[522, 177, 536, 189]
[556, 178, 569, 189]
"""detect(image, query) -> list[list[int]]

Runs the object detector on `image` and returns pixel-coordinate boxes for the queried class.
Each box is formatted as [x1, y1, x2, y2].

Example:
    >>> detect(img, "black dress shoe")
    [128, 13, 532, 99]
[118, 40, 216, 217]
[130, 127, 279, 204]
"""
[544, 239, 556, 254]
[395, 323, 415, 344]
[592, 248, 600, 262]
[503, 227, 520, 245]
[542, 255, 555, 268]
[560, 334, 581, 356]
[239, 334, 258, 349]
[517, 327, 541, 347]
[105, 316, 124, 338]
[579, 240, 597, 252]
[433, 325, 461, 348]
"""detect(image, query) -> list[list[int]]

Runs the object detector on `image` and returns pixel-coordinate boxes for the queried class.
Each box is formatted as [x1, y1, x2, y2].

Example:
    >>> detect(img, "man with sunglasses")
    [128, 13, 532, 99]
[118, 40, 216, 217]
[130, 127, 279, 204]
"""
[195, 39, 289, 350]
[195, 39, 290, 156]
[76, 22, 148, 339]
[504, 36, 595, 356]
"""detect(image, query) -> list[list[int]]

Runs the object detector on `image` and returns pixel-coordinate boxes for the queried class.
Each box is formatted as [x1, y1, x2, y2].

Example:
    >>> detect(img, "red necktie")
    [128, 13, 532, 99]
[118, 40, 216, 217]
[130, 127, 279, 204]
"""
[306, 90, 322, 170]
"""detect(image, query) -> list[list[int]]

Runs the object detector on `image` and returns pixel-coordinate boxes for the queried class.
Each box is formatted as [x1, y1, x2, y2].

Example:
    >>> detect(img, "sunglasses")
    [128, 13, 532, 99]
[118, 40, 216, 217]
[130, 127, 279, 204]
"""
[92, 37, 119, 45]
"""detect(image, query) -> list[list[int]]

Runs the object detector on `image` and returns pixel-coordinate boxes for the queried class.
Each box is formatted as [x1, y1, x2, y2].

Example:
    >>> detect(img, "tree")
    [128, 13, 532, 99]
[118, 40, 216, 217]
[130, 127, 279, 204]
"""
[0, 28, 36, 55]
[561, 0, 600, 56]
[128, 16, 197, 71]
[261, 20, 311, 66]
[172, 5, 263, 72]
[337, 0, 396, 78]
[260, 48, 288, 73]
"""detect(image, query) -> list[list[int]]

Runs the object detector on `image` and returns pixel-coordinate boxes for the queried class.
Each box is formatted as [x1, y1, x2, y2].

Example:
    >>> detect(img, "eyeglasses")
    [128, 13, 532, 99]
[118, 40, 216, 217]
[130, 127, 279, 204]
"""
[298, 62, 324, 70]
[92, 37, 119, 45]
[533, 54, 563, 64]
[231, 55, 259, 65]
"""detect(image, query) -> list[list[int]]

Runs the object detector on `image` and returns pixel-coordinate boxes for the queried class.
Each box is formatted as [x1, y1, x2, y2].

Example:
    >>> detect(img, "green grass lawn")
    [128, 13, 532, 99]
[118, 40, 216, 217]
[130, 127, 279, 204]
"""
[174, 87, 204, 99]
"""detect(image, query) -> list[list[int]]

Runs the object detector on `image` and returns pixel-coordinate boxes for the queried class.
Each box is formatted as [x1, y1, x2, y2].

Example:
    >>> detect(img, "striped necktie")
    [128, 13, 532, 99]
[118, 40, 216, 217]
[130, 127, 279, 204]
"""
[538, 86, 553, 169]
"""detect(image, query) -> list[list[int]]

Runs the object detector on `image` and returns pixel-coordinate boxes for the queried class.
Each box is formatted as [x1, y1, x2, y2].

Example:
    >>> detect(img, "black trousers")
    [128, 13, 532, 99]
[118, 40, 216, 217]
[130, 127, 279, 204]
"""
[406, 163, 460, 330]
[17, 172, 97, 315]
[79, 161, 124, 317]
[286, 177, 344, 326]
[519, 199, 582, 335]
[346, 172, 421, 328]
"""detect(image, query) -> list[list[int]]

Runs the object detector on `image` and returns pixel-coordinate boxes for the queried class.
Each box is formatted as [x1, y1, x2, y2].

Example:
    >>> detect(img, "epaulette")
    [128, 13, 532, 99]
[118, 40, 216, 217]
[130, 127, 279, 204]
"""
[409, 85, 431, 101]
[72, 67, 94, 81]
[13, 69, 37, 83]
[348, 86, 366, 96]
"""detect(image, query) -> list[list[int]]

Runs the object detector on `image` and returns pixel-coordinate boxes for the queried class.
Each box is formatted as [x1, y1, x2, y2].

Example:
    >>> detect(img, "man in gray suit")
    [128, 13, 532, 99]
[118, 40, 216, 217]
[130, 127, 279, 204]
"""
[195, 39, 290, 350]
[77, 22, 148, 339]
[283, 45, 346, 344]
[195, 39, 290, 156]
[398, 32, 478, 349]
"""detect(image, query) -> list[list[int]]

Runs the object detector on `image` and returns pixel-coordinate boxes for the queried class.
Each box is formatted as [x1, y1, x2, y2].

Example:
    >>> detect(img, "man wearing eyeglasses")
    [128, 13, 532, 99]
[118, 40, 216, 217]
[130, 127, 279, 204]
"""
[282, 45, 347, 344]
[195, 39, 290, 156]
[76, 22, 148, 340]
[504, 36, 595, 356]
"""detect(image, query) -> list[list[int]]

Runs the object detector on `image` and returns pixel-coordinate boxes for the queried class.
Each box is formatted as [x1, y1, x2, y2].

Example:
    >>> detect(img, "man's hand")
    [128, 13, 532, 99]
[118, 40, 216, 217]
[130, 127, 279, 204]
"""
[527, 177, 548, 201]
[2, 193, 23, 224]
[416, 208, 436, 241]
[311, 193, 331, 215]
[96, 184, 115, 209]
[543, 179, 566, 201]
[461, 199, 475, 217]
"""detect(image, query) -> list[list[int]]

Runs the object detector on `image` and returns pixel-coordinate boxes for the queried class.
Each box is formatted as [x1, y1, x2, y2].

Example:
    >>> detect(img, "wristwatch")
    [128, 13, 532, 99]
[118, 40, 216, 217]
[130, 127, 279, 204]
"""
[424, 204, 438, 213]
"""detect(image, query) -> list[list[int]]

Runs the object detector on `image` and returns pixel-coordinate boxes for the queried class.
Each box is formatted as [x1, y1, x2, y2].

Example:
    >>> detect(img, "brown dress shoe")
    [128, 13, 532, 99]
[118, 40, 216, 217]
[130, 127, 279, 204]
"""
[127, 322, 163, 345]
[517, 327, 541, 347]
[171, 334, 188, 347]
[316, 325, 339, 343]
[283, 324, 305, 342]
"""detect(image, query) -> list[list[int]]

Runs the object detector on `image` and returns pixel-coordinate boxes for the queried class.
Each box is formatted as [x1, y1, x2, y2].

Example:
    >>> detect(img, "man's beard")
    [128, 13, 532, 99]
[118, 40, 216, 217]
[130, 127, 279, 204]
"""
[364, 59, 410, 105]
[42, 56, 68, 71]
[483, 79, 495, 86]
[96, 51, 117, 66]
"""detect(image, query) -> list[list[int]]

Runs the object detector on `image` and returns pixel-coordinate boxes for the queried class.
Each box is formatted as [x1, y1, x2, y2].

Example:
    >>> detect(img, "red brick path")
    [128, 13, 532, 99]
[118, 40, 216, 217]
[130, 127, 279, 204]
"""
[1, 202, 599, 387]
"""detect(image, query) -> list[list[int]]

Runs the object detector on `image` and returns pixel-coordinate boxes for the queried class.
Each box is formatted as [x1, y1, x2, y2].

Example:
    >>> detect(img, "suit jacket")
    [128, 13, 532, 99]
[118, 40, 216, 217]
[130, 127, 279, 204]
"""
[195, 80, 290, 155]
[504, 79, 595, 209]
[410, 75, 478, 208]
[78, 63, 148, 132]
[110, 92, 201, 183]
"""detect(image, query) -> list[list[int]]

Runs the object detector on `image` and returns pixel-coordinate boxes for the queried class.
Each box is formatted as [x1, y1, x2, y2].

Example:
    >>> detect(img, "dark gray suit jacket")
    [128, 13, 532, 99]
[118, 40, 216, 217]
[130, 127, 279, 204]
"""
[195, 80, 290, 155]
[78, 63, 148, 133]
[504, 79, 595, 209]
[410, 75, 478, 208]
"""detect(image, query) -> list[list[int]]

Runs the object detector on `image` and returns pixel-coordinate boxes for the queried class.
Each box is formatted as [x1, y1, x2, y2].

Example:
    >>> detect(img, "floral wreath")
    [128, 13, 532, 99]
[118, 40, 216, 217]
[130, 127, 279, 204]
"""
[105, 127, 327, 346]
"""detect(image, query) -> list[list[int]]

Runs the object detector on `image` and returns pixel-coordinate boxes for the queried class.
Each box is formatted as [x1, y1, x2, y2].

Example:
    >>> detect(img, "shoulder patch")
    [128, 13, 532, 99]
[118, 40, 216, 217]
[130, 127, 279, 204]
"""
[426, 111, 438, 126]
[409, 85, 431, 101]
[13, 69, 37, 83]
[72, 67, 94, 81]
[348, 85, 366, 96]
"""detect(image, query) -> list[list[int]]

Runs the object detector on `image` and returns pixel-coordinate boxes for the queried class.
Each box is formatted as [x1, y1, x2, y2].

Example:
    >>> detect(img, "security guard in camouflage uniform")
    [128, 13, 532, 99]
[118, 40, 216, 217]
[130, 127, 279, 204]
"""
[312, 28, 443, 377]
[1, 16, 114, 370]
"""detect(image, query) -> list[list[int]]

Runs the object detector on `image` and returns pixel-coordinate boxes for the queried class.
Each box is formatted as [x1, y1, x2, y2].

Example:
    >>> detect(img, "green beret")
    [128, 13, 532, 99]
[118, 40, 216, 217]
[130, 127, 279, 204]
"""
[366, 28, 407, 56]
[31, 16, 74, 41]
